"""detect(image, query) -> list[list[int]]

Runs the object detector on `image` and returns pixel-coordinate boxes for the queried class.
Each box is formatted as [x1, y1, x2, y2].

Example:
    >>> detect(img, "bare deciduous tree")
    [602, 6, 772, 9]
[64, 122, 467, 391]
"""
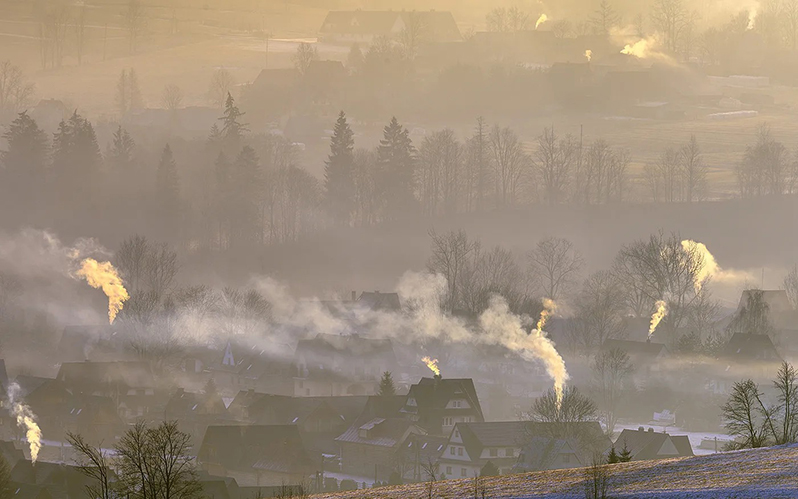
[292, 42, 318, 76]
[569, 271, 627, 353]
[418, 129, 461, 216]
[486, 6, 528, 32]
[535, 127, 577, 206]
[784, 266, 798, 309]
[722, 379, 772, 449]
[650, 0, 693, 54]
[124, 0, 147, 54]
[162, 84, 184, 111]
[427, 229, 478, 311]
[399, 12, 426, 62]
[489, 125, 528, 207]
[0, 61, 35, 112]
[67, 432, 113, 499]
[527, 237, 583, 301]
[207, 68, 235, 108]
[680, 135, 707, 202]
[592, 348, 633, 434]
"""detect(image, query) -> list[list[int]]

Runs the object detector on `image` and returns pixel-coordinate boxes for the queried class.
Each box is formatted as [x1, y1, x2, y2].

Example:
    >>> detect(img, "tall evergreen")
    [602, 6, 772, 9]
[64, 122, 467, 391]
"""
[128, 68, 144, 111]
[155, 144, 180, 240]
[116, 69, 128, 116]
[52, 112, 103, 216]
[378, 116, 416, 219]
[324, 111, 355, 225]
[378, 371, 396, 397]
[218, 93, 248, 153]
[619, 440, 632, 462]
[0, 112, 48, 224]
[109, 126, 135, 169]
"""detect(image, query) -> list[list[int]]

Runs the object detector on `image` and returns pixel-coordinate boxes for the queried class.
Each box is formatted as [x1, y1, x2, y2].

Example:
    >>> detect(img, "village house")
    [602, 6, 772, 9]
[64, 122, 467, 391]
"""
[293, 334, 397, 397]
[207, 341, 294, 397]
[318, 11, 462, 45]
[614, 427, 694, 461]
[22, 378, 125, 446]
[397, 434, 448, 482]
[9, 460, 99, 499]
[164, 388, 231, 445]
[601, 339, 668, 381]
[400, 376, 484, 436]
[335, 417, 426, 481]
[55, 361, 167, 421]
[197, 425, 315, 487]
[438, 421, 606, 478]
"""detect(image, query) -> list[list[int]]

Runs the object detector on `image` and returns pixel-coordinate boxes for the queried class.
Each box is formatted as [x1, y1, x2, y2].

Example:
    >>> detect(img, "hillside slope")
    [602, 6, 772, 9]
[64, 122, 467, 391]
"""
[314, 444, 798, 498]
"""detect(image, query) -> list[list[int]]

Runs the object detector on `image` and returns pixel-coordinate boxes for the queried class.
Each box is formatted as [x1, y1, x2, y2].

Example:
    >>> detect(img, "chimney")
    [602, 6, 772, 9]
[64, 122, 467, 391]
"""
[434, 374, 442, 382]
[646, 338, 651, 344]
[638, 426, 644, 432]
[648, 428, 654, 433]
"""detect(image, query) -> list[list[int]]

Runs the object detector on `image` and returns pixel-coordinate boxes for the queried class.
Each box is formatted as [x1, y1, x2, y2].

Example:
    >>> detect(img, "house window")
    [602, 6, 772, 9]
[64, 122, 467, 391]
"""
[443, 417, 453, 427]
[505, 448, 514, 457]
[306, 388, 310, 396]
[450, 447, 455, 456]
[457, 447, 463, 456]
[454, 430, 460, 438]
[460, 468, 467, 477]
[490, 448, 498, 457]
[453, 400, 461, 408]
[563, 454, 571, 464]
[446, 466, 452, 475]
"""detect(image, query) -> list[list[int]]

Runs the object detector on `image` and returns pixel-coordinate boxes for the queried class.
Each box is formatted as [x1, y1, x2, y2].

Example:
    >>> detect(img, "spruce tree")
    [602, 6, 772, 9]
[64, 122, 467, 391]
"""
[0, 112, 48, 221]
[607, 445, 620, 464]
[480, 460, 499, 476]
[378, 371, 396, 397]
[324, 111, 355, 225]
[378, 116, 416, 219]
[218, 93, 248, 153]
[619, 440, 632, 462]
[116, 69, 129, 115]
[53, 112, 102, 215]
[110, 126, 135, 169]
[128, 68, 144, 111]
[229, 146, 260, 247]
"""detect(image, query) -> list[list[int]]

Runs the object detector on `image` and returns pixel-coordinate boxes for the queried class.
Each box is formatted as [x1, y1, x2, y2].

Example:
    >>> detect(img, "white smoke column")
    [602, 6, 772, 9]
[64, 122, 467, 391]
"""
[536, 298, 556, 333]
[681, 239, 751, 293]
[648, 300, 668, 339]
[480, 296, 569, 410]
[535, 14, 548, 29]
[585, 49, 593, 62]
[6, 383, 42, 463]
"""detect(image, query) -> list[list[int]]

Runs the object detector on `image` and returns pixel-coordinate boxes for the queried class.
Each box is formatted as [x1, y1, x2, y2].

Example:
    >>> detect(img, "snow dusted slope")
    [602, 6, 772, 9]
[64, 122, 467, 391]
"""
[314, 444, 798, 499]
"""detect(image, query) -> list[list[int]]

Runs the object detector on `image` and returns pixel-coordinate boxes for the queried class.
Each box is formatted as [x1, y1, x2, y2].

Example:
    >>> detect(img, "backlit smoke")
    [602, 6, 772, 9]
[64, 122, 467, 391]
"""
[480, 296, 568, 410]
[585, 49, 593, 62]
[76, 258, 130, 324]
[536, 298, 556, 333]
[748, 8, 757, 30]
[649, 300, 668, 339]
[681, 239, 750, 293]
[621, 38, 654, 58]
[535, 14, 548, 29]
[682, 239, 720, 293]
[422, 356, 440, 376]
[6, 383, 42, 463]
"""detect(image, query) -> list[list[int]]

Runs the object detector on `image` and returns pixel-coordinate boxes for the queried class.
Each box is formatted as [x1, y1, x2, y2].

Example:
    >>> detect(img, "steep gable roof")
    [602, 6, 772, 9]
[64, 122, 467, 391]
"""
[403, 377, 484, 421]
[614, 428, 693, 461]
[722, 333, 782, 362]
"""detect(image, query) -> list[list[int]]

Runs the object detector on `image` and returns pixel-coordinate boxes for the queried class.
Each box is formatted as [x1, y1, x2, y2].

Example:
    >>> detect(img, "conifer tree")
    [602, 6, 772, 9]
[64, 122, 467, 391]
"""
[218, 93, 248, 153]
[378, 116, 416, 219]
[607, 445, 620, 464]
[324, 111, 355, 225]
[619, 440, 632, 462]
[116, 69, 129, 116]
[128, 68, 144, 111]
[378, 371, 396, 397]
[0, 111, 48, 222]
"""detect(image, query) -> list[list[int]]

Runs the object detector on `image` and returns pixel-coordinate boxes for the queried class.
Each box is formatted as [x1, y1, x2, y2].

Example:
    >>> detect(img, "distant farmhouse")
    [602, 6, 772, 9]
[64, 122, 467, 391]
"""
[319, 10, 462, 44]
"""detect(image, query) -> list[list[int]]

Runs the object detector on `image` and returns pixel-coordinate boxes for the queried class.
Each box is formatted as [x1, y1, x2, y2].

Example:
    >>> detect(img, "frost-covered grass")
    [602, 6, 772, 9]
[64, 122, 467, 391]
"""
[314, 444, 798, 499]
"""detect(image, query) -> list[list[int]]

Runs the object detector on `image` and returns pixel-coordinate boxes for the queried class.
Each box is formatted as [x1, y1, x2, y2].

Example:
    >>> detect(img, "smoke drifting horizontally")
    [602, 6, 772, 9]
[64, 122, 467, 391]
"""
[681, 239, 751, 293]
[6, 383, 42, 463]
[649, 300, 668, 339]
[76, 258, 130, 324]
